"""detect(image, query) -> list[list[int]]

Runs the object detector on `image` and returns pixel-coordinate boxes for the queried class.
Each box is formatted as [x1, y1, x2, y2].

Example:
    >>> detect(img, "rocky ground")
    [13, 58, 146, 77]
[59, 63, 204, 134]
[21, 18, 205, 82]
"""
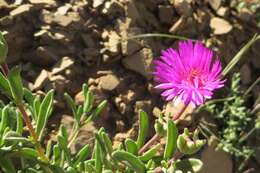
[0, 0, 260, 172]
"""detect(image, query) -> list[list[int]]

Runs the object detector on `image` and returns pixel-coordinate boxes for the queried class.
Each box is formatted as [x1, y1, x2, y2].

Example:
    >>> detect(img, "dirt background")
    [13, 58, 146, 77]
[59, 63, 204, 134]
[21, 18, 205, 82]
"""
[0, 0, 260, 172]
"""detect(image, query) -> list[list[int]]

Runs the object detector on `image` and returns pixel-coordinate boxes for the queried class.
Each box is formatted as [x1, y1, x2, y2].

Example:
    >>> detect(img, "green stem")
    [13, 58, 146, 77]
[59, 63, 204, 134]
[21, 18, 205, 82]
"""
[125, 33, 193, 41]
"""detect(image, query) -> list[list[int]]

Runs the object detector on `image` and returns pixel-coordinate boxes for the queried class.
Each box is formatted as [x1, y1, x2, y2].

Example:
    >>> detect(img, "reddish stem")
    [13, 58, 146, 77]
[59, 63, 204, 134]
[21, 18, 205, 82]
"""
[0, 62, 9, 76]
[172, 103, 189, 121]
[0, 62, 48, 162]
[138, 133, 159, 155]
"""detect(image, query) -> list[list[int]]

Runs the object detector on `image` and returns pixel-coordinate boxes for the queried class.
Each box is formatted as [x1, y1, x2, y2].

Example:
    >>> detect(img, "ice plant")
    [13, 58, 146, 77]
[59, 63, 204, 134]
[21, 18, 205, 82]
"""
[154, 40, 225, 107]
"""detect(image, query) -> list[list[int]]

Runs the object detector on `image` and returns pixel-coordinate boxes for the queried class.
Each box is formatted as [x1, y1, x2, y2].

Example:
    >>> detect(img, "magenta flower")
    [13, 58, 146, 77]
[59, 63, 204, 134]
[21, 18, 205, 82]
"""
[154, 40, 225, 107]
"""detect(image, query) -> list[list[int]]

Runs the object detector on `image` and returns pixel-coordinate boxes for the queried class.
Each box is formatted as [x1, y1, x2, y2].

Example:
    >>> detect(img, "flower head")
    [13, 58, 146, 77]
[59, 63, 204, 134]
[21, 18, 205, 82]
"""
[154, 40, 225, 107]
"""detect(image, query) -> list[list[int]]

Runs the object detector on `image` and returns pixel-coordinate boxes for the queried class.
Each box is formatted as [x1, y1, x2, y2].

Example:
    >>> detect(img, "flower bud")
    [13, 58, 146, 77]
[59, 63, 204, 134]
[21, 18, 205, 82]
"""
[0, 32, 8, 63]
[177, 128, 206, 155]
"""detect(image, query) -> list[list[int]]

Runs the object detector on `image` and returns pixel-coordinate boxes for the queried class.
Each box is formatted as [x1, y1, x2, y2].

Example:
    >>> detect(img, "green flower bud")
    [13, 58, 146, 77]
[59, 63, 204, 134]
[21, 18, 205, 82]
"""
[0, 32, 8, 63]
[154, 120, 166, 136]
[177, 128, 206, 155]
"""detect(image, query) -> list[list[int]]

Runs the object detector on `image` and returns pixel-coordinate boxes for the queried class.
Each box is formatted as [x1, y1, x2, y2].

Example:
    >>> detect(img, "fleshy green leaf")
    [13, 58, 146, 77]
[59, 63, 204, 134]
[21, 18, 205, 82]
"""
[83, 86, 93, 113]
[0, 106, 8, 134]
[16, 111, 23, 135]
[0, 72, 12, 99]
[101, 132, 113, 155]
[112, 150, 145, 173]
[139, 143, 160, 162]
[136, 110, 149, 149]
[4, 131, 29, 143]
[85, 100, 107, 124]
[36, 89, 54, 138]
[32, 98, 40, 121]
[0, 157, 16, 173]
[8, 66, 24, 103]
[23, 88, 36, 106]
[94, 139, 102, 173]
[164, 119, 178, 160]
[57, 135, 70, 163]
[73, 144, 91, 166]
[19, 148, 38, 159]
[125, 138, 138, 155]
[64, 93, 77, 119]
[0, 31, 8, 63]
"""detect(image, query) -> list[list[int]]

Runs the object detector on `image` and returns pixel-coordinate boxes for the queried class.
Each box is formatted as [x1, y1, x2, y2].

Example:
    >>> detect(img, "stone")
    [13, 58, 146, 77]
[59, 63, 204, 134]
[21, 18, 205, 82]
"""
[81, 34, 95, 48]
[33, 69, 50, 91]
[60, 115, 74, 133]
[0, 0, 8, 7]
[169, 16, 185, 33]
[51, 56, 74, 75]
[152, 107, 161, 118]
[165, 102, 194, 125]
[200, 138, 233, 173]
[173, 0, 192, 16]
[125, 0, 143, 26]
[10, 4, 32, 16]
[72, 122, 97, 154]
[104, 31, 121, 55]
[217, 7, 229, 17]
[135, 100, 152, 114]
[207, 0, 221, 11]
[240, 64, 251, 85]
[102, 1, 124, 16]
[251, 42, 260, 69]
[75, 91, 84, 105]
[238, 8, 253, 22]
[29, 0, 56, 5]
[53, 15, 74, 27]
[99, 74, 120, 91]
[210, 17, 233, 35]
[122, 48, 153, 79]
[33, 46, 58, 66]
[56, 4, 71, 15]
[93, 0, 105, 8]
[158, 5, 173, 24]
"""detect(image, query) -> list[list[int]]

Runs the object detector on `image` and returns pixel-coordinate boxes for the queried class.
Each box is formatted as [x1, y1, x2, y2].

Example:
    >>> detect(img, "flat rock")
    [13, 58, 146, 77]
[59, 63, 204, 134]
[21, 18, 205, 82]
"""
[104, 31, 121, 55]
[122, 48, 153, 79]
[93, 0, 105, 8]
[51, 56, 74, 75]
[200, 138, 233, 173]
[53, 14, 74, 27]
[33, 46, 58, 66]
[99, 74, 120, 91]
[33, 69, 50, 91]
[158, 5, 173, 24]
[10, 4, 32, 16]
[217, 7, 229, 17]
[165, 102, 194, 126]
[56, 4, 71, 15]
[207, 0, 221, 11]
[210, 17, 232, 35]
[173, 0, 192, 16]
[29, 0, 56, 5]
